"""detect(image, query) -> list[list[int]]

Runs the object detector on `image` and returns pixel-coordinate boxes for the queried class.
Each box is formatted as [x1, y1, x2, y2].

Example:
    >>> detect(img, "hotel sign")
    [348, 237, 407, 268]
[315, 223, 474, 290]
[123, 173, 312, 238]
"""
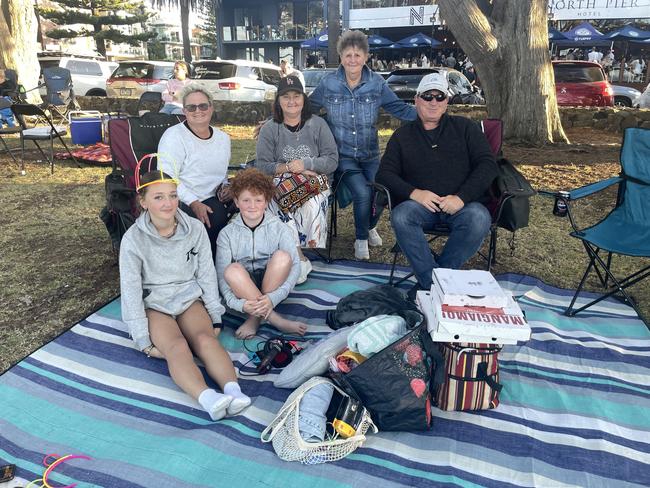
[349, 5, 440, 29]
[548, 0, 650, 20]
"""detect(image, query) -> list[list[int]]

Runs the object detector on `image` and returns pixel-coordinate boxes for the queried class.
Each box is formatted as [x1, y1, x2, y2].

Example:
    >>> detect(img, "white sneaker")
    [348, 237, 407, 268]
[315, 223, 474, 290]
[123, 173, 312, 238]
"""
[296, 259, 313, 284]
[354, 240, 370, 260]
[368, 227, 383, 247]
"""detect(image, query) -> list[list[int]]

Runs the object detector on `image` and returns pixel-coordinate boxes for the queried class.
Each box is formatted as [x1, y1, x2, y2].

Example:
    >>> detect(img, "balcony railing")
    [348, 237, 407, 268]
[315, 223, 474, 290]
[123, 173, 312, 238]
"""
[222, 23, 324, 42]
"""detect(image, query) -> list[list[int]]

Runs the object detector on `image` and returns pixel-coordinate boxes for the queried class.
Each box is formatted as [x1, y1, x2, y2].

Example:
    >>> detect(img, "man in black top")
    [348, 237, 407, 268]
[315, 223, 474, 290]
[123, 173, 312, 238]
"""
[376, 72, 498, 291]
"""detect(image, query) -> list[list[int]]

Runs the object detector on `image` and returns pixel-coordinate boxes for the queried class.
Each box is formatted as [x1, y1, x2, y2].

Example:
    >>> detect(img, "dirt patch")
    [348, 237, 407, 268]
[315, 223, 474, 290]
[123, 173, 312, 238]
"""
[504, 127, 621, 167]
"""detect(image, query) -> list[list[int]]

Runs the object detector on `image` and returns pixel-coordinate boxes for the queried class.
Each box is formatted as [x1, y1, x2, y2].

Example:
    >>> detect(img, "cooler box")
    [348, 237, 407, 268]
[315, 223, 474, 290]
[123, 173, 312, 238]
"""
[69, 111, 102, 145]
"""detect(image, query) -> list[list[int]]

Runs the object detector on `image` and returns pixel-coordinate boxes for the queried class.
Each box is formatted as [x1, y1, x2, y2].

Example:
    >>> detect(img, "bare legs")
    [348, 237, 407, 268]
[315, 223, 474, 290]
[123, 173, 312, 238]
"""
[147, 302, 245, 419]
[224, 250, 308, 339]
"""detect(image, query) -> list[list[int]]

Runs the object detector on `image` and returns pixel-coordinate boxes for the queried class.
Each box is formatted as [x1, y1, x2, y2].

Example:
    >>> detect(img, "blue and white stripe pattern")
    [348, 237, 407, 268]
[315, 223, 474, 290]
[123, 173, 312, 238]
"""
[1, 263, 649, 487]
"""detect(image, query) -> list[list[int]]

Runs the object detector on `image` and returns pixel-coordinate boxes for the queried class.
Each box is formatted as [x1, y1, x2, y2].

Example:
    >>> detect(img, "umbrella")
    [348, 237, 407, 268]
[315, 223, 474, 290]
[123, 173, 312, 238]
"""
[396, 32, 442, 48]
[548, 28, 568, 41]
[301, 30, 328, 50]
[368, 34, 394, 48]
[604, 25, 650, 41]
[561, 22, 607, 43]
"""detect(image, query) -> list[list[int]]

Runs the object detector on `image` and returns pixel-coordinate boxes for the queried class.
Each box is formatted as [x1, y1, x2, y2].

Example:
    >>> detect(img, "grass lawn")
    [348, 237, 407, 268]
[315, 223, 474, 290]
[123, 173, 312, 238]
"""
[0, 125, 648, 374]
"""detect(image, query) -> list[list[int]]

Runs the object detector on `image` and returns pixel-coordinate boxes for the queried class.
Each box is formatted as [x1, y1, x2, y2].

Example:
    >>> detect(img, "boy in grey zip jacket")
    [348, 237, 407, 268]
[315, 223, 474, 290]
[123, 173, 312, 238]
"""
[216, 168, 307, 339]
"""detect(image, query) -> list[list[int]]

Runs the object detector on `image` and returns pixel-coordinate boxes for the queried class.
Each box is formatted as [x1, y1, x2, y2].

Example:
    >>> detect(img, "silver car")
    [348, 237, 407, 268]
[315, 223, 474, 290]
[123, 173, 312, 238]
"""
[611, 84, 642, 108]
[386, 67, 484, 105]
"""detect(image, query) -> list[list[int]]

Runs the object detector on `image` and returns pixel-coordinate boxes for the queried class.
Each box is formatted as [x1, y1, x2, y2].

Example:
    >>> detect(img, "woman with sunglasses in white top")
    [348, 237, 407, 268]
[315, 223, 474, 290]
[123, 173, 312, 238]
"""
[159, 84, 232, 258]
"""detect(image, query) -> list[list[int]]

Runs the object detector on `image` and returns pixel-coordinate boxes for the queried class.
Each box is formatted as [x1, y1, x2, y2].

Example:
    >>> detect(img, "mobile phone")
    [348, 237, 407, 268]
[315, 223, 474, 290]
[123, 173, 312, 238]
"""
[0, 464, 15, 482]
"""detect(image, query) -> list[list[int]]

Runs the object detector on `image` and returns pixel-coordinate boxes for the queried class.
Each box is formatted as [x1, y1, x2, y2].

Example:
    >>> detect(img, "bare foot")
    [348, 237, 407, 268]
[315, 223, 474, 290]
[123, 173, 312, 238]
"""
[268, 311, 308, 336]
[235, 316, 261, 339]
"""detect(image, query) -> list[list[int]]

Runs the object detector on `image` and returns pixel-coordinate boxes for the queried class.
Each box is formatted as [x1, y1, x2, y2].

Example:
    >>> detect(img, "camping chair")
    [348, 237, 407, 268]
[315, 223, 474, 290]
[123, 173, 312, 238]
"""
[379, 119, 530, 286]
[0, 98, 20, 165]
[102, 112, 185, 251]
[10, 103, 78, 174]
[136, 92, 163, 115]
[2, 69, 26, 102]
[41, 67, 79, 124]
[552, 127, 650, 328]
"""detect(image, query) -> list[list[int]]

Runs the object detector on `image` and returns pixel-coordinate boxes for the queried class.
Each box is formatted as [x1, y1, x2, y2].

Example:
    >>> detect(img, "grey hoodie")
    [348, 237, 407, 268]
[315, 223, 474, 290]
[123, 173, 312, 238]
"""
[216, 212, 300, 312]
[119, 209, 225, 350]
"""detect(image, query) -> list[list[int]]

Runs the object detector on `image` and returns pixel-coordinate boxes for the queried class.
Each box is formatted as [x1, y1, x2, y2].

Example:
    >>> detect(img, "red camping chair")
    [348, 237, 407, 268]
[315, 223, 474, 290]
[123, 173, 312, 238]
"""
[378, 119, 534, 286]
[100, 112, 185, 251]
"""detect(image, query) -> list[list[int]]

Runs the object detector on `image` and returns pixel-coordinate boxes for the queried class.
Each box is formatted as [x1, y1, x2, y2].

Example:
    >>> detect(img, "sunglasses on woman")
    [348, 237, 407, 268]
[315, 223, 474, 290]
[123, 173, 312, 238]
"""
[184, 103, 211, 112]
[419, 92, 447, 102]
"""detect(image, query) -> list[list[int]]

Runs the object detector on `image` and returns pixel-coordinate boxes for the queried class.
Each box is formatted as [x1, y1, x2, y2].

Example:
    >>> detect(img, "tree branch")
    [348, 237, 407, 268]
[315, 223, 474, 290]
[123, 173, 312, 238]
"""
[438, 0, 498, 54]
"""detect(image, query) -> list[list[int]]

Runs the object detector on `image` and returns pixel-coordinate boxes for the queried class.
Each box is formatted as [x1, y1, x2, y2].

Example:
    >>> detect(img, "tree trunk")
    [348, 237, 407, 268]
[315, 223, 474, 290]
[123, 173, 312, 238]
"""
[438, 0, 567, 144]
[0, 0, 42, 104]
[180, 1, 192, 63]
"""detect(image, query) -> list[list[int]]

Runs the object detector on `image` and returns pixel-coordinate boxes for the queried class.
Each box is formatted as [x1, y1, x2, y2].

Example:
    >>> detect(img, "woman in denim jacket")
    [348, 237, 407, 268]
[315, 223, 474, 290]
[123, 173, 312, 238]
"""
[310, 30, 416, 260]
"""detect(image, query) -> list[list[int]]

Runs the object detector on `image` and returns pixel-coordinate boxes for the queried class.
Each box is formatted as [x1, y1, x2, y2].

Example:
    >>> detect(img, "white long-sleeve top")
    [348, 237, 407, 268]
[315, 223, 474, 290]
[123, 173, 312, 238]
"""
[158, 122, 231, 205]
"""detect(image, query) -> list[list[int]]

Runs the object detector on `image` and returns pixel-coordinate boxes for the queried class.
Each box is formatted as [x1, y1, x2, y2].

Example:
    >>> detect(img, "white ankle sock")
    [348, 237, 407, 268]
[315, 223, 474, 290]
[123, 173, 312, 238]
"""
[224, 381, 251, 415]
[198, 388, 232, 421]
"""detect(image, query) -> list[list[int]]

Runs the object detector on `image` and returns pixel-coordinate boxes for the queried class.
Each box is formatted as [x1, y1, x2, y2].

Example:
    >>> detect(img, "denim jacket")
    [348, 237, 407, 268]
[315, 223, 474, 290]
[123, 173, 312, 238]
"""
[310, 65, 416, 162]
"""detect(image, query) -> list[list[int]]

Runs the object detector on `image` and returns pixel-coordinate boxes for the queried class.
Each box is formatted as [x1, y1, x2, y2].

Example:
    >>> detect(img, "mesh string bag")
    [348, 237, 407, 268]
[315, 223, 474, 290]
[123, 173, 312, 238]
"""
[260, 376, 377, 464]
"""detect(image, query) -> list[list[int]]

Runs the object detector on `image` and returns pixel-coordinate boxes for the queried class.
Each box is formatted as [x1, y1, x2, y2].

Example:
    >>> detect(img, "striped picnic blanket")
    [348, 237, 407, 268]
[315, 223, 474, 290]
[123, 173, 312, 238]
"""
[1, 261, 649, 487]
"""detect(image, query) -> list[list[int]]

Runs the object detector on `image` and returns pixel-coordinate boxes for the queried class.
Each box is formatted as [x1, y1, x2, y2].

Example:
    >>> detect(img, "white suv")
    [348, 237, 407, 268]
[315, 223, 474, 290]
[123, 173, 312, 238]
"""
[193, 59, 281, 102]
[38, 55, 118, 96]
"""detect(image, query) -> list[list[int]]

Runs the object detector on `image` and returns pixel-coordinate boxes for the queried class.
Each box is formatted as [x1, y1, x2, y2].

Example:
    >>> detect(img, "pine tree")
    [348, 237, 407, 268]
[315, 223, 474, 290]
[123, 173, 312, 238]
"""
[197, 0, 217, 57]
[39, 0, 155, 57]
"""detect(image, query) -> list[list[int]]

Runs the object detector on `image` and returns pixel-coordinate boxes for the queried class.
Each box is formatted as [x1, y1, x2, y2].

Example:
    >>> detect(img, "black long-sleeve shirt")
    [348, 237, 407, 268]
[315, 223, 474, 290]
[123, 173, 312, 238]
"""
[376, 114, 498, 207]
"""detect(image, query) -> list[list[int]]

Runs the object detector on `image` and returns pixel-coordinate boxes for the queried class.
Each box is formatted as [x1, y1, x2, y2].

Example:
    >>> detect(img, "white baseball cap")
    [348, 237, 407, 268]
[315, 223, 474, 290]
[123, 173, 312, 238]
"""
[416, 72, 449, 95]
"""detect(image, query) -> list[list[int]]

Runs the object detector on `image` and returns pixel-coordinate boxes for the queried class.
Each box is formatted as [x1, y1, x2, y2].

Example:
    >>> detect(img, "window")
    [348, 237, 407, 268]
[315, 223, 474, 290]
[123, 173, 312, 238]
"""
[194, 62, 237, 80]
[261, 68, 281, 86]
[111, 63, 154, 79]
[66, 60, 102, 77]
[553, 64, 605, 83]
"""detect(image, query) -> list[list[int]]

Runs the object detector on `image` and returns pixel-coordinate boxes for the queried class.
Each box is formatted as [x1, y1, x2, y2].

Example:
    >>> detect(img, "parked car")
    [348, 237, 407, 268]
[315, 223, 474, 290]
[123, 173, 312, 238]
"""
[611, 84, 641, 108]
[193, 59, 281, 102]
[106, 60, 175, 99]
[385, 68, 484, 104]
[552, 60, 614, 107]
[302, 67, 336, 96]
[38, 53, 117, 97]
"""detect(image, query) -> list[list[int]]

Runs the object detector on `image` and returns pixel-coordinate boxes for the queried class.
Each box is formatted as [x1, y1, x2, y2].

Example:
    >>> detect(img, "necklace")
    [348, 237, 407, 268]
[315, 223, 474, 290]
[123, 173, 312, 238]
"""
[160, 219, 178, 238]
[284, 119, 304, 142]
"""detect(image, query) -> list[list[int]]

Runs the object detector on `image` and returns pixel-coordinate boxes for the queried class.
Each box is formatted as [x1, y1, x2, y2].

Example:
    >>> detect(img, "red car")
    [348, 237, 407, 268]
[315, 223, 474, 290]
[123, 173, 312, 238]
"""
[553, 60, 614, 107]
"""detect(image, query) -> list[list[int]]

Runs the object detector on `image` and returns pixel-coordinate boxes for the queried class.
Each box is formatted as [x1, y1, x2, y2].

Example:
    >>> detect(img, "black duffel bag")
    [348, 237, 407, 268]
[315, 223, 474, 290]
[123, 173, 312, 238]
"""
[332, 311, 444, 432]
[491, 158, 536, 232]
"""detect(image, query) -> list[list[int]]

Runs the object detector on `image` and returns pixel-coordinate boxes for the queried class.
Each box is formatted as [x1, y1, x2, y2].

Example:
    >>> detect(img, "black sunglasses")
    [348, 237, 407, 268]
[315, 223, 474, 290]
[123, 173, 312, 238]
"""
[419, 92, 447, 102]
[184, 103, 211, 112]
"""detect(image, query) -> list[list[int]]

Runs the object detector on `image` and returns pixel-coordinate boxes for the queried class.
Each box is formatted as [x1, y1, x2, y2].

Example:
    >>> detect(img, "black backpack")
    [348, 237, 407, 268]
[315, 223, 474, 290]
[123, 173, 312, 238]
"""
[492, 158, 536, 232]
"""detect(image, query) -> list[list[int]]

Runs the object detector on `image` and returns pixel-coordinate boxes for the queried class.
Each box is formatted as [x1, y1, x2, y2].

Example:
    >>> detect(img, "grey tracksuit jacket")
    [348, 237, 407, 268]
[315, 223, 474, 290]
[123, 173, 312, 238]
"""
[216, 212, 300, 312]
[119, 209, 225, 350]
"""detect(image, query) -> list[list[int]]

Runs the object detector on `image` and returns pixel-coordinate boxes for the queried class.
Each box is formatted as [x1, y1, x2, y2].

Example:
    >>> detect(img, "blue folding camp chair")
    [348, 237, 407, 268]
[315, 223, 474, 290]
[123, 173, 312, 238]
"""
[42, 67, 79, 124]
[557, 127, 650, 328]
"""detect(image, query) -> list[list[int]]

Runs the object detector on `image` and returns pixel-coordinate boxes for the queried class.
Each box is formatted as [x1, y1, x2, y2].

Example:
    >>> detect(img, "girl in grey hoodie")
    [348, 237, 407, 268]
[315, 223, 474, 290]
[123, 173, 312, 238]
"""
[216, 169, 308, 339]
[119, 170, 250, 421]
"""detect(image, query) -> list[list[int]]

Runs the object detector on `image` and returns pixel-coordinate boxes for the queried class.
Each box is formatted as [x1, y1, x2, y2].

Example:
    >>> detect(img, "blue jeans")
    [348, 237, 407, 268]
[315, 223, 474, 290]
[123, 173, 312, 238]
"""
[391, 200, 492, 288]
[160, 103, 183, 115]
[337, 158, 382, 240]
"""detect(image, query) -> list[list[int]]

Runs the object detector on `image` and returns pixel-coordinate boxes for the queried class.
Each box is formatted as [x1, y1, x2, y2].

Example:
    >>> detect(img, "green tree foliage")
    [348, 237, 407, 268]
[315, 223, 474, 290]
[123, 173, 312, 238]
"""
[39, 0, 155, 56]
[197, 0, 217, 56]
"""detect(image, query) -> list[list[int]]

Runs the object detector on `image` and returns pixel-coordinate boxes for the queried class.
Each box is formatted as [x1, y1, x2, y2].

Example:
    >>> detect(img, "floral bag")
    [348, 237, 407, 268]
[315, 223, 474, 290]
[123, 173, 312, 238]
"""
[332, 317, 444, 432]
[274, 172, 329, 214]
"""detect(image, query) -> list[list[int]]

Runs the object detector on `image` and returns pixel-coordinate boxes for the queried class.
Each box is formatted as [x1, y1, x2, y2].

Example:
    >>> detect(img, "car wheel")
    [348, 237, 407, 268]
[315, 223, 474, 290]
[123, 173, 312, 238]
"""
[86, 89, 107, 97]
[614, 96, 631, 107]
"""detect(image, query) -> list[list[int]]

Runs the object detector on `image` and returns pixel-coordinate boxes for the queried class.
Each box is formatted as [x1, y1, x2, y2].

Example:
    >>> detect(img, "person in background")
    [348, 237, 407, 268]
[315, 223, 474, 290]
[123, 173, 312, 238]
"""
[376, 72, 498, 298]
[0, 69, 17, 97]
[216, 168, 307, 339]
[158, 84, 231, 258]
[280, 60, 305, 90]
[160, 61, 191, 115]
[119, 170, 251, 421]
[310, 30, 417, 260]
[256, 75, 338, 284]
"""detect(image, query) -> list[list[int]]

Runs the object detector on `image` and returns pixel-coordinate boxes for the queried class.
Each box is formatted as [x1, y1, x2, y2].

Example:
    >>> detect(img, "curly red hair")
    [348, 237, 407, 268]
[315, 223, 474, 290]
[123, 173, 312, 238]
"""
[230, 168, 275, 202]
